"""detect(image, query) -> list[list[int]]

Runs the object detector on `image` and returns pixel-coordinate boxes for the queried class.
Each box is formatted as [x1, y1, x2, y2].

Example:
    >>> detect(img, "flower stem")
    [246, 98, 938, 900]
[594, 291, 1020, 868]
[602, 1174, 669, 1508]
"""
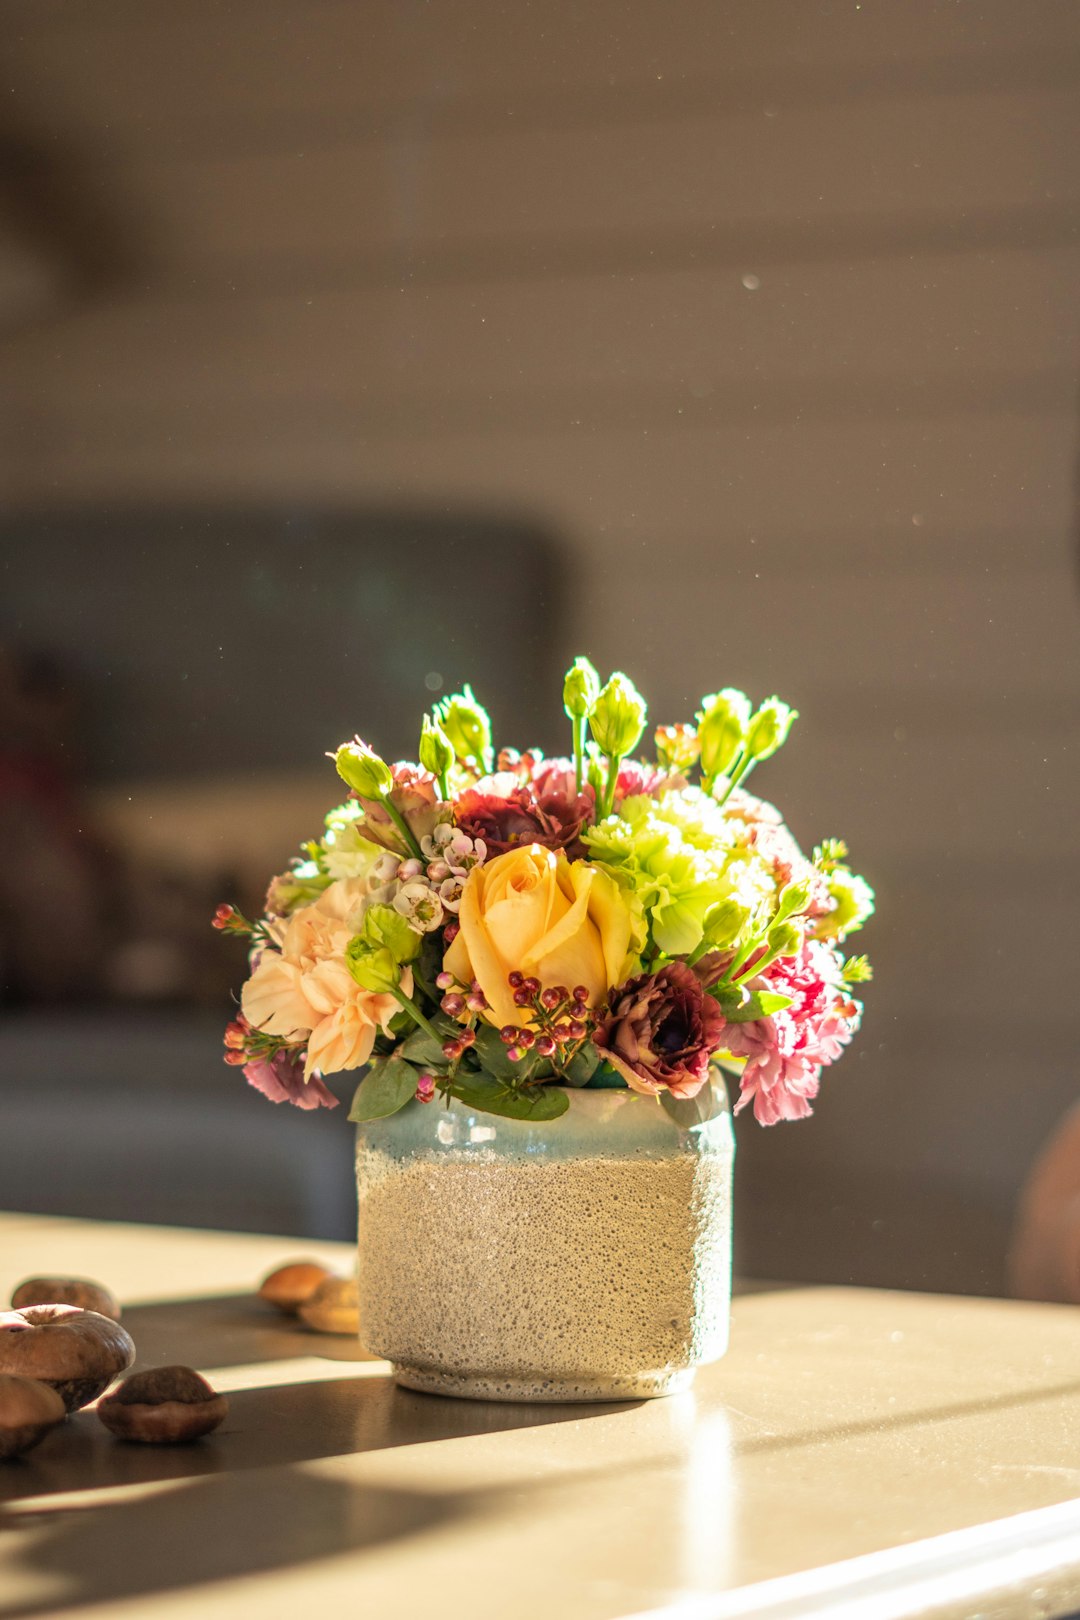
[384, 799, 425, 862]
[715, 752, 752, 807]
[601, 751, 623, 818]
[391, 987, 445, 1048]
[572, 715, 585, 798]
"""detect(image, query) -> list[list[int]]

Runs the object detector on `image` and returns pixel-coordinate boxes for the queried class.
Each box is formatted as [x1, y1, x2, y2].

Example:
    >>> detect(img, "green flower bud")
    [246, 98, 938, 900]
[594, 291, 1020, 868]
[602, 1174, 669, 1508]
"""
[765, 919, 802, 960]
[335, 738, 394, 799]
[345, 938, 400, 994]
[772, 876, 814, 926]
[563, 656, 601, 721]
[588, 671, 647, 760]
[696, 689, 751, 781]
[744, 697, 798, 763]
[702, 897, 749, 950]
[434, 685, 492, 768]
[362, 903, 422, 965]
[418, 715, 455, 783]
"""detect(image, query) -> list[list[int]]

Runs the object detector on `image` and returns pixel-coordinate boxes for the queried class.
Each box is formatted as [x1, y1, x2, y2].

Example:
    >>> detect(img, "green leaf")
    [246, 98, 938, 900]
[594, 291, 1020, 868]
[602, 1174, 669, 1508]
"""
[660, 1084, 729, 1130]
[399, 1025, 451, 1067]
[447, 1073, 570, 1121]
[585, 1061, 629, 1090]
[559, 1040, 601, 1088]
[348, 1055, 419, 1122]
[726, 989, 793, 1022]
[470, 1021, 525, 1081]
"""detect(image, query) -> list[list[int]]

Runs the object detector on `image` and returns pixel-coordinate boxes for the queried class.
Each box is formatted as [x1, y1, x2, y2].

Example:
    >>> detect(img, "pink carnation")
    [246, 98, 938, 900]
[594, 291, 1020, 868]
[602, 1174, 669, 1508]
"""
[614, 760, 687, 801]
[722, 939, 861, 1126]
[243, 1047, 339, 1110]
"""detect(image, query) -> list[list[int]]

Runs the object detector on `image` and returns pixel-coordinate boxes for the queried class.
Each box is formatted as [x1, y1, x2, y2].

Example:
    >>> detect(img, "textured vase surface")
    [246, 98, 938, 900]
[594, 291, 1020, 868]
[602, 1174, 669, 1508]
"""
[355, 1080, 735, 1402]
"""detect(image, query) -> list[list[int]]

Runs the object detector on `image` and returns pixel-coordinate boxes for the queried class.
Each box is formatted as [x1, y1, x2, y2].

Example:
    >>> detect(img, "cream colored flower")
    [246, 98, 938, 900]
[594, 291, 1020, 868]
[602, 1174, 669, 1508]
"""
[242, 881, 378, 1043]
[303, 975, 404, 1081]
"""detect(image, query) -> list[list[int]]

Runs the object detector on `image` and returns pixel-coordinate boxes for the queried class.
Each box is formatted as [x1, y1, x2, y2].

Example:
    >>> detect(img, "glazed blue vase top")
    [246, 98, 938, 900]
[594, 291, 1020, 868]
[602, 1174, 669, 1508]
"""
[355, 1079, 735, 1402]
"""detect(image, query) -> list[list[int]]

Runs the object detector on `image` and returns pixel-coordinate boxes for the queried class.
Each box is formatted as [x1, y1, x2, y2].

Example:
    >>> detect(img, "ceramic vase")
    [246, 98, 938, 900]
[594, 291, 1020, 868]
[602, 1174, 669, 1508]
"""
[355, 1079, 734, 1402]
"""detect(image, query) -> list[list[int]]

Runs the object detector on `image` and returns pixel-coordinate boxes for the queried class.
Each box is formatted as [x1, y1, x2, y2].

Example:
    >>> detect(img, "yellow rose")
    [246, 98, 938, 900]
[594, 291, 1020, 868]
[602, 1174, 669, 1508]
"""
[444, 845, 633, 1028]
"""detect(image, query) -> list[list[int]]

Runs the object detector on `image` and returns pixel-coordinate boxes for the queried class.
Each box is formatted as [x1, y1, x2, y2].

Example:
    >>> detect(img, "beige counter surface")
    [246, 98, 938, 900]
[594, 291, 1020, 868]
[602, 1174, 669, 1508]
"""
[1, 1211, 1079, 1620]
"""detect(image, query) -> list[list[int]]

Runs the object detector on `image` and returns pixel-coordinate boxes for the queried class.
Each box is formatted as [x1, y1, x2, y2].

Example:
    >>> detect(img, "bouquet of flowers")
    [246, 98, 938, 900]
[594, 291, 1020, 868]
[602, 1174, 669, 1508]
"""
[215, 659, 873, 1127]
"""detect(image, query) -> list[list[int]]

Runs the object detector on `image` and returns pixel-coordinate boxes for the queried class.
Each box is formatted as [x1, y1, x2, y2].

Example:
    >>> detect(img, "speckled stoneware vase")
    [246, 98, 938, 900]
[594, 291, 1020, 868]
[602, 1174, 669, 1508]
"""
[355, 1080, 735, 1402]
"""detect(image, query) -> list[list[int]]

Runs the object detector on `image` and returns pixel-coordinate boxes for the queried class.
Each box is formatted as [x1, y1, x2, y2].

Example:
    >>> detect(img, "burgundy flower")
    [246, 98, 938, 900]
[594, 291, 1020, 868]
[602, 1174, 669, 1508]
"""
[456, 764, 594, 859]
[243, 1049, 338, 1111]
[595, 961, 726, 1099]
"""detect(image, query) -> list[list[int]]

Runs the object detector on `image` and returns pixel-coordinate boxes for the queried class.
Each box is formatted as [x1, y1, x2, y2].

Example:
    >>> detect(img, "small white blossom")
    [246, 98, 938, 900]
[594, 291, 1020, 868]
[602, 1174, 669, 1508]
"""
[438, 876, 466, 913]
[393, 880, 444, 933]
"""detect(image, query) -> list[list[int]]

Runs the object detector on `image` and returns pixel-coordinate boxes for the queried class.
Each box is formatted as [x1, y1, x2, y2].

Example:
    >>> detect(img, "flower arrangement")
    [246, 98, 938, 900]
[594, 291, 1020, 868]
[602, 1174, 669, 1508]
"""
[215, 659, 873, 1127]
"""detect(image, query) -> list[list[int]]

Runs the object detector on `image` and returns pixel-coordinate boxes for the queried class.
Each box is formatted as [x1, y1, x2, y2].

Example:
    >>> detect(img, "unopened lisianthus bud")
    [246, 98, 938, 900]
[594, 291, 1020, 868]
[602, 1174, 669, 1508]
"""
[335, 738, 394, 799]
[345, 939, 400, 994]
[419, 714, 455, 782]
[744, 697, 798, 763]
[773, 875, 814, 925]
[766, 919, 802, 960]
[589, 672, 647, 759]
[655, 723, 700, 772]
[435, 685, 492, 768]
[702, 897, 748, 949]
[696, 689, 751, 781]
[563, 656, 601, 721]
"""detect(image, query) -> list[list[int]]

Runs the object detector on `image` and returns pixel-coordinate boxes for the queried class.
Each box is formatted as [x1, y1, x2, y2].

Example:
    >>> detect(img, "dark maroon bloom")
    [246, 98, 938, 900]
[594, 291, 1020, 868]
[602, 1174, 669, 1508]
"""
[455, 765, 595, 859]
[595, 961, 726, 1099]
[243, 1050, 338, 1111]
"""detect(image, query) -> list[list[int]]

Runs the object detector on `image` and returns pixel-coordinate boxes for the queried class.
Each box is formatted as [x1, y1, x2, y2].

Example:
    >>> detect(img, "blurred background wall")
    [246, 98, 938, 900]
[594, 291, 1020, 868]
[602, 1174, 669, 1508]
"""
[1, 1, 1078, 1292]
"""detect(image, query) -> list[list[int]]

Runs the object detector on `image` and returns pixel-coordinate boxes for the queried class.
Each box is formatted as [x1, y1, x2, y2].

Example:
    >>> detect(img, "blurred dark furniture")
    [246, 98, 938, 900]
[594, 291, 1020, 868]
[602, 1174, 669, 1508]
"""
[0, 506, 564, 1236]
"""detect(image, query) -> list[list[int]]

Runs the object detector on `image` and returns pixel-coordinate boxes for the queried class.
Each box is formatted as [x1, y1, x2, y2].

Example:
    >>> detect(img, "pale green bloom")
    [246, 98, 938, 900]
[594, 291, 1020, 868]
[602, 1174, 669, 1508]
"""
[815, 869, 876, 940]
[321, 812, 386, 882]
[584, 791, 773, 958]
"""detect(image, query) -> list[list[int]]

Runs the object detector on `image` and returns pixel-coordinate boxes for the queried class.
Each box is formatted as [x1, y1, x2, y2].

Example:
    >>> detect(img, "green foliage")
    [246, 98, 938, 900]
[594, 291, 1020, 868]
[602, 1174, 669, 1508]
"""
[348, 1055, 420, 1121]
[447, 1072, 570, 1121]
[841, 954, 874, 984]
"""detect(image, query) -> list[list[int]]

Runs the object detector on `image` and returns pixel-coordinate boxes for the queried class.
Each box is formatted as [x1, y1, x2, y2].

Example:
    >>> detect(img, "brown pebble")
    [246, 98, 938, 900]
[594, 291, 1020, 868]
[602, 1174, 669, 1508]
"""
[258, 1261, 334, 1315]
[298, 1275, 359, 1335]
[11, 1277, 121, 1321]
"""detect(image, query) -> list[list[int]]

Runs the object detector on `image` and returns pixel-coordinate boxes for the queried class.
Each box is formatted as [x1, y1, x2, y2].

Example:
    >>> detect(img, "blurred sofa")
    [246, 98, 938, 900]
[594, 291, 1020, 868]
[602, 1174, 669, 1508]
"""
[0, 505, 565, 1239]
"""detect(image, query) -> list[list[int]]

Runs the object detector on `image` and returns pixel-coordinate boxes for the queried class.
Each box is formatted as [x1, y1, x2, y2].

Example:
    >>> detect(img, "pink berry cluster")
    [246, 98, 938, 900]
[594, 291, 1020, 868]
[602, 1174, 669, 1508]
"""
[499, 973, 595, 1065]
[212, 903, 253, 937]
[435, 972, 490, 1064]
